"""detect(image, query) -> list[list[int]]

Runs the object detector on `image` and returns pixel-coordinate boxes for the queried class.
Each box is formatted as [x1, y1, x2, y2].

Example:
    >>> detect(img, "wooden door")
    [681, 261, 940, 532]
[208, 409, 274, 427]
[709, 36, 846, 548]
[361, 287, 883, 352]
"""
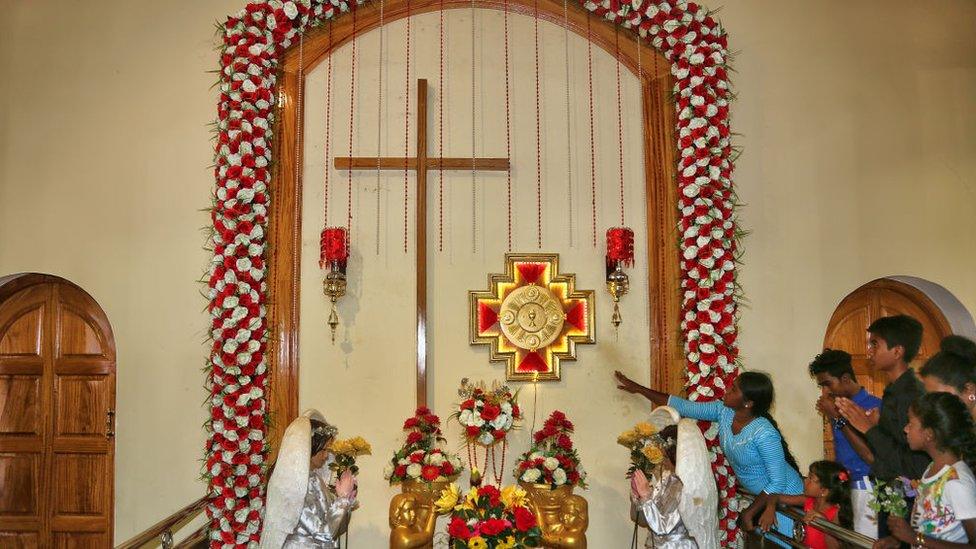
[0, 274, 116, 548]
[821, 278, 951, 458]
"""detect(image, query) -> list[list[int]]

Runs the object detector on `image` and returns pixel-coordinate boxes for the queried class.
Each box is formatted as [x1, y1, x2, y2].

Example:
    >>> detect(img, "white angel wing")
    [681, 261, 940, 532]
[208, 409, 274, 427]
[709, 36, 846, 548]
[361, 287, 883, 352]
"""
[675, 418, 719, 549]
[648, 405, 680, 431]
[259, 409, 323, 549]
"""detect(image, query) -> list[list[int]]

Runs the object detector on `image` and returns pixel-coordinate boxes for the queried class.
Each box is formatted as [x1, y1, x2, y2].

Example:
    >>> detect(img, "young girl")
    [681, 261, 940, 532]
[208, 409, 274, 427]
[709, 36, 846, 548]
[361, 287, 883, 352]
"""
[754, 460, 852, 549]
[874, 392, 976, 549]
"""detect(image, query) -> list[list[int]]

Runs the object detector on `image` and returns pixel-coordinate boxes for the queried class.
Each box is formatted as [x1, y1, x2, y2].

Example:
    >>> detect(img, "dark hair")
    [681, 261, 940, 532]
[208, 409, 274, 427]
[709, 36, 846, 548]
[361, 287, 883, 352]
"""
[310, 419, 335, 455]
[737, 371, 800, 473]
[910, 392, 976, 472]
[808, 349, 855, 380]
[919, 335, 976, 393]
[808, 460, 853, 529]
[867, 315, 923, 363]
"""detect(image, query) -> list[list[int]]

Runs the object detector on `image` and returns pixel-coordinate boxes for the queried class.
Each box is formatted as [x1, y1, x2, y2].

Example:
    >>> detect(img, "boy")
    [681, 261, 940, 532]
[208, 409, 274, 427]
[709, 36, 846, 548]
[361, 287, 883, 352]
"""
[809, 349, 881, 537]
[836, 314, 929, 542]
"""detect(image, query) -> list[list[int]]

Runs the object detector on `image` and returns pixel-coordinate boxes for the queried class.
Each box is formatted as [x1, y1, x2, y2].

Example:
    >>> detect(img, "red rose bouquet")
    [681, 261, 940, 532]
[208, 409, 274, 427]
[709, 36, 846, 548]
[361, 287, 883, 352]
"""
[452, 379, 522, 446]
[384, 407, 464, 485]
[513, 410, 586, 488]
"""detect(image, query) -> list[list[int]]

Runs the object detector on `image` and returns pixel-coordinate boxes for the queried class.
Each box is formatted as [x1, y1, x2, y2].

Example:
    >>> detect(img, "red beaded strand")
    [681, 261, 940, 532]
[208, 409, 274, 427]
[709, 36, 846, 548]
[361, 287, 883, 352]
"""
[586, 13, 597, 247]
[533, 0, 543, 249]
[614, 27, 625, 226]
[503, 0, 513, 251]
[346, 10, 357, 237]
[403, 0, 412, 254]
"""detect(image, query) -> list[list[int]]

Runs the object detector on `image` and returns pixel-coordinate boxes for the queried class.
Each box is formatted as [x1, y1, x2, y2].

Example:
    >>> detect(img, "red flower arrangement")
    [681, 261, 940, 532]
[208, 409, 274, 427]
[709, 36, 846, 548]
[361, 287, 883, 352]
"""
[384, 407, 464, 485]
[514, 411, 586, 488]
[435, 483, 542, 548]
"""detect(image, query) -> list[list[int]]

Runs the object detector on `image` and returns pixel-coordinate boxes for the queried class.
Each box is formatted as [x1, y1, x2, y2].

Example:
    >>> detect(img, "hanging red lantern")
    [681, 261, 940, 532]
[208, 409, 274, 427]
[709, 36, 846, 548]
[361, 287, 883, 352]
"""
[605, 227, 634, 329]
[320, 227, 349, 343]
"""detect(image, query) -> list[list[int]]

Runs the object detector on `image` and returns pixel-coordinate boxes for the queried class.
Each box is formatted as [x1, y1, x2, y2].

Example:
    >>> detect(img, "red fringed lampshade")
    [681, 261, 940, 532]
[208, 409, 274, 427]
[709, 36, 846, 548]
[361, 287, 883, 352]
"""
[606, 227, 635, 267]
[320, 227, 348, 268]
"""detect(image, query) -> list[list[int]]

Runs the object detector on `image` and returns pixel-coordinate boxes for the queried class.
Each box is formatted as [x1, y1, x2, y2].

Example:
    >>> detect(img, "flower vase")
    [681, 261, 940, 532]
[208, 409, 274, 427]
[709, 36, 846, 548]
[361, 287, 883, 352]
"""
[389, 480, 448, 549]
[519, 483, 589, 549]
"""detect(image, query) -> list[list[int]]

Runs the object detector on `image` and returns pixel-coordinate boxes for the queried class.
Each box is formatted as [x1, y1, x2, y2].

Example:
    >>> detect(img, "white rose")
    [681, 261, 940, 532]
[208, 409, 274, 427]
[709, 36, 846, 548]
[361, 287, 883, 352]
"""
[521, 468, 542, 483]
[553, 468, 568, 485]
[428, 453, 445, 466]
[478, 432, 495, 446]
[383, 463, 395, 479]
[490, 415, 507, 430]
[543, 457, 559, 471]
[501, 402, 512, 414]
[406, 463, 422, 479]
[459, 409, 473, 425]
[283, 1, 299, 19]
[472, 416, 485, 427]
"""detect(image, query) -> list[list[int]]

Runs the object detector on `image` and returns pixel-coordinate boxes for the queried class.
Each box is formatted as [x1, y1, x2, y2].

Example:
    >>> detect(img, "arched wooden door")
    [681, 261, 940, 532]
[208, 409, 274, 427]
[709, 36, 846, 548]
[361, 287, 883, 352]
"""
[821, 278, 951, 457]
[0, 274, 116, 548]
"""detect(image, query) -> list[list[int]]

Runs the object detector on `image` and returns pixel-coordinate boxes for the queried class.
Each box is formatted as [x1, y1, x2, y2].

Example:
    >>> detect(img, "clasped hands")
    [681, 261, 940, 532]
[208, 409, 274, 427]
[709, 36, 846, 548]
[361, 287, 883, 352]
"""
[829, 397, 879, 433]
[335, 469, 358, 500]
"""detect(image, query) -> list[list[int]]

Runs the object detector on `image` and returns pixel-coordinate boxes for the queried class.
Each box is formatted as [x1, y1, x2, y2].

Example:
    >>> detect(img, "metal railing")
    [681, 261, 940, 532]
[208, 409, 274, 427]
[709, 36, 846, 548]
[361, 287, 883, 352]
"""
[739, 491, 874, 548]
[115, 497, 208, 549]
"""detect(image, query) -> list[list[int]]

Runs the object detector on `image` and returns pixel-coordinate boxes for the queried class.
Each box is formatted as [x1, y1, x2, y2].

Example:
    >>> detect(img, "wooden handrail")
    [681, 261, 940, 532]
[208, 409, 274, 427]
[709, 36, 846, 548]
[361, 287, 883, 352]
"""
[739, 491, 874, 548]
[116, 496, 208, 549]
[173, 524, 209, 549]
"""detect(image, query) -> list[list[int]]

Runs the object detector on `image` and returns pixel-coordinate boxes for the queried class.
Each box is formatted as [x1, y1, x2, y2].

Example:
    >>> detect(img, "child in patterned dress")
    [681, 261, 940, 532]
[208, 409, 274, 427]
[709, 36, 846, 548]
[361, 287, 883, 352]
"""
[873, 392, 976, 548]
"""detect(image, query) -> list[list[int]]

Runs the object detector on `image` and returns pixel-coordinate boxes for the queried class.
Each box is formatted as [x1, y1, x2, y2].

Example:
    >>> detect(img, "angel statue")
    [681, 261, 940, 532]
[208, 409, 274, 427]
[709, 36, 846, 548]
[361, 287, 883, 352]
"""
[260, 410, 358, 549]
[630, 406, 719, 549]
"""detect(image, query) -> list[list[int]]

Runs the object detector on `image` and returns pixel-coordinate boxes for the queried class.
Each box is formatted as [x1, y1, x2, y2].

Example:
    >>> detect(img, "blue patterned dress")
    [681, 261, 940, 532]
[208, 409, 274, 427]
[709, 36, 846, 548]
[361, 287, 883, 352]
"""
[667, 396, 804, 547]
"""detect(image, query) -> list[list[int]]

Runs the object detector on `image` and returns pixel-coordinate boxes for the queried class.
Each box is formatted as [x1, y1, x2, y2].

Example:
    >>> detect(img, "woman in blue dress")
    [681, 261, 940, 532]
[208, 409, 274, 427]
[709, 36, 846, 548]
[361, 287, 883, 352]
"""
[615, 370, 804, 546]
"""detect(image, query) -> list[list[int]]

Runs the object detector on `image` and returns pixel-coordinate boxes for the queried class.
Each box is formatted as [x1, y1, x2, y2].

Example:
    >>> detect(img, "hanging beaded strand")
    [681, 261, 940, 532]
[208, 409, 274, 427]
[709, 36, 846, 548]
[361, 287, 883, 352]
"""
[346, 10, 358, 237]
[586, 13, 597, 248]
[375, 0, 386, 255]
[321, 23, 334, 246]
[470, 0, 478, 254]
[403, 0, 412, 254]
[615, 26, 625, 227]
[562, 0, 574, 248]
[503, 0, 513, 251]
[437, 0, 445, 252]
[533, 0, 543, 249]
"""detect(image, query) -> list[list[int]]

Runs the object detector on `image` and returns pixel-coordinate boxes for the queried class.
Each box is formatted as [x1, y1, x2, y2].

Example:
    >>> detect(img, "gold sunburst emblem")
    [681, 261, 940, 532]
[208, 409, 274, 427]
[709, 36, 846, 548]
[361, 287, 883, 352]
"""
[469, 253, 595, 381]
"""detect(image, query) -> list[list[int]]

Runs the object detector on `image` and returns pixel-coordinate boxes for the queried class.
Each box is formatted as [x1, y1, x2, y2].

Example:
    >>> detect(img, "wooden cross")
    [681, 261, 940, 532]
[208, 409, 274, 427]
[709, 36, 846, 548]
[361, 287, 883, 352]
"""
[333, 78, 510, 407]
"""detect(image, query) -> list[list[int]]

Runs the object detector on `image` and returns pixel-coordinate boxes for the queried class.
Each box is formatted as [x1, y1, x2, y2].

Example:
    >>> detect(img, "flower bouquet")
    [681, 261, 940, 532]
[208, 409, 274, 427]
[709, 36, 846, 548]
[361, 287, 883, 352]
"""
[514, 411, 586, 488]
[452, 379, 522, 446]
[435, 483, 542, 548]
[616, 421, 675, 477]
[328, 436, 371, 477]
[384, 406, 464, 485]
[868, 477, 917, 517]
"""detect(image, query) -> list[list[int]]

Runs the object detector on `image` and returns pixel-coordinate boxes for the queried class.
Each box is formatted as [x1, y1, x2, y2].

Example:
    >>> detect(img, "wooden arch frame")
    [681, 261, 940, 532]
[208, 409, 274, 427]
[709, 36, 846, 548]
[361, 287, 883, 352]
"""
[265, 0, 683, 446]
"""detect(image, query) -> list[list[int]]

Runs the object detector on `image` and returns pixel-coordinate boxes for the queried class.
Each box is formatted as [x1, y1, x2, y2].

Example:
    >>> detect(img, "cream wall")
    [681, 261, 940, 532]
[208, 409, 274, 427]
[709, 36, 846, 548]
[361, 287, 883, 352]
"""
[1, 0, 975, 544]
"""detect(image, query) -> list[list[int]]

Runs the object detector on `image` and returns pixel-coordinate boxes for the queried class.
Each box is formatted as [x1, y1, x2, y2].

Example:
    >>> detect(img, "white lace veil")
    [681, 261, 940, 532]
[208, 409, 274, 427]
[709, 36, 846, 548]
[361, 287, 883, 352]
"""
[259, 409, 328, 549]
[648, 406, 720, 549]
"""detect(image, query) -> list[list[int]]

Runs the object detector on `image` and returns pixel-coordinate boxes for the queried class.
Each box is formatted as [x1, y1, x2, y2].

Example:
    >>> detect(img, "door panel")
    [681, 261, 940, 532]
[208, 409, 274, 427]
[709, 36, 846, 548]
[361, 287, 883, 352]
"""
[821, 279, 952, 459]
[0, 276, 115, 547]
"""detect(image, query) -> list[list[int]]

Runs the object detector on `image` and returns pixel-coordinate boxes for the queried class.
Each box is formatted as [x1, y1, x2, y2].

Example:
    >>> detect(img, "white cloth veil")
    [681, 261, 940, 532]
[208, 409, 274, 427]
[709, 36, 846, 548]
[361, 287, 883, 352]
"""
[649, 406, 719, 549]
[259, 409, 326, 549]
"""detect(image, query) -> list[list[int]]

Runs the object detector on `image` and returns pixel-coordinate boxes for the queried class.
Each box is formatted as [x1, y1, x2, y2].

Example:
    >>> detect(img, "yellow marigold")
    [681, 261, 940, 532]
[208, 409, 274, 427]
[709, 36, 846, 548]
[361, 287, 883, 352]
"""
[434, 483, 460, 514]
[634, 422, 658, 437]
[616, 430, 638, 447]
[349, 436, 372, 455]
[468, 536, 488, 549]
[329, 439, 351, 455]
[500, 485, 528, 509]
[642, 445, 664, 464]
[496, 536, 516, 549]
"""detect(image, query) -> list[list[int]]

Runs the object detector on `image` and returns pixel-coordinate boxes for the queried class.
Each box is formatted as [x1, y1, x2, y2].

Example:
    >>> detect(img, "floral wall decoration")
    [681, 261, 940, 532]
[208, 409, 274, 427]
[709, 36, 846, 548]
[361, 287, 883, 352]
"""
[206, 0, 740, 545]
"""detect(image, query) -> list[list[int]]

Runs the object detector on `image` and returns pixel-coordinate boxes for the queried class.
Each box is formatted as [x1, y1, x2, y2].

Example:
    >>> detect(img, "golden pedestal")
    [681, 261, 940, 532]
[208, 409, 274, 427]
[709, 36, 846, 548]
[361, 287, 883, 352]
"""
[389, 480, 448, 549]
[519, 483, 589, 549]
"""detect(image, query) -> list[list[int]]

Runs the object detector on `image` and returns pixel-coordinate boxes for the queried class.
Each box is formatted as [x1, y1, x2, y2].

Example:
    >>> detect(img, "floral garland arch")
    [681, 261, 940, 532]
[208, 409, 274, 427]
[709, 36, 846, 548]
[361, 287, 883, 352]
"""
[205, 0, 741, 546]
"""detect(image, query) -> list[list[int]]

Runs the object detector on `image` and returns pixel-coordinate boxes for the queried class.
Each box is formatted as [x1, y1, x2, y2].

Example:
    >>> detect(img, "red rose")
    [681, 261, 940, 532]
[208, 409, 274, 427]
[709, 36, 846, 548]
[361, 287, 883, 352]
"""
[480, 403, 501, 421]
[513, 506, 536, 531]
[479, 518, 508, 537]
[460, 399, 476, 410]
[448, 517, 472, 540]
[466, 425, 481, 438]
[415, 406, 431, 416]
[403, 417, 419, 429]
[406, 431, 423, 445]
[441, 462, 455, 476]
[478, 485, 501, 506]
[512, 405, 521, 417]
[424, 414, 440, 425]
[557, 434, 572, 450]
[409, 452, 425, 464]
[394, 465, 407, 477]
[492, 429, 506, 440]
[421, 465, 441, 481]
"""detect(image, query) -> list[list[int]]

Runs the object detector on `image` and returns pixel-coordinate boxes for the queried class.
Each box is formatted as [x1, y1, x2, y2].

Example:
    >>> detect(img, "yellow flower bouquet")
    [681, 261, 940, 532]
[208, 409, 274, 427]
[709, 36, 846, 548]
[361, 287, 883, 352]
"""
[328, 435, 372, 477]
[616, 422, 674, 477]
